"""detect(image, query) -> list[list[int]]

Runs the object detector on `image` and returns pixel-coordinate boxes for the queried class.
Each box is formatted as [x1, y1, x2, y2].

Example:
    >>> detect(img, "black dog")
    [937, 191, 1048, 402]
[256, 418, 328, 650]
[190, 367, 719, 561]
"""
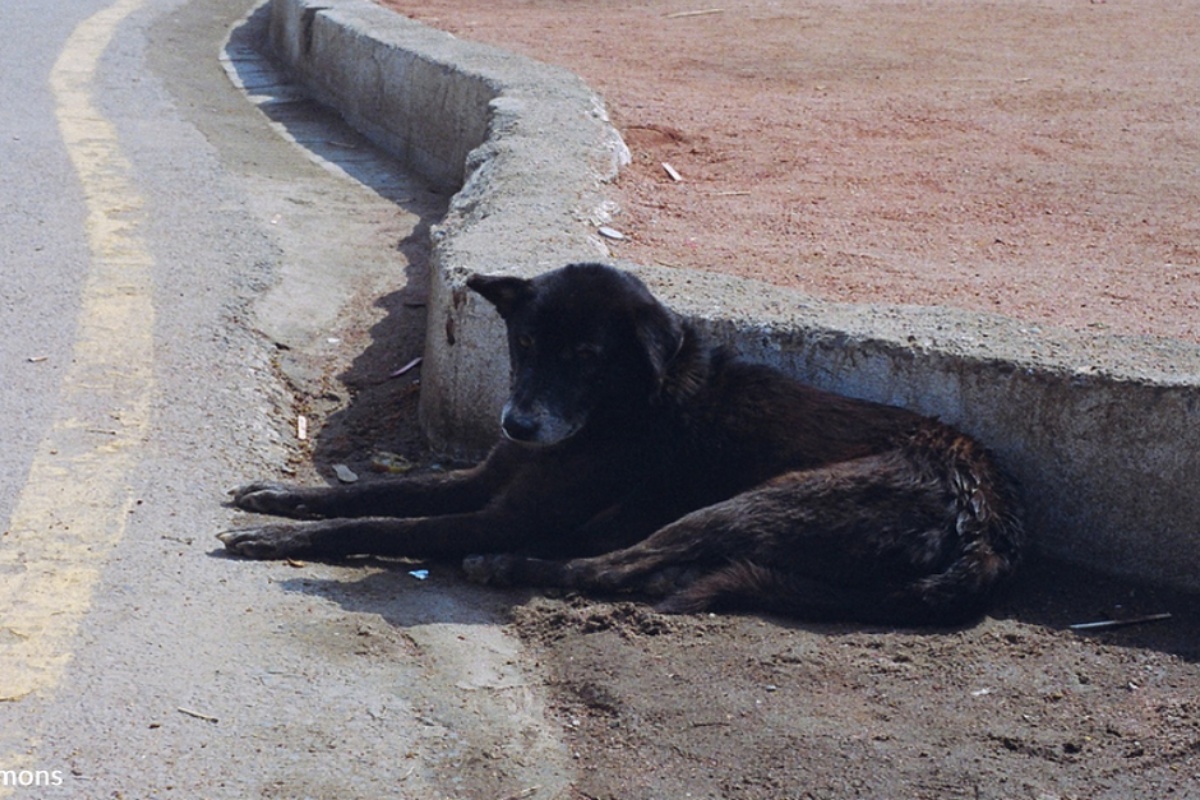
[220, 263, 1023, 625]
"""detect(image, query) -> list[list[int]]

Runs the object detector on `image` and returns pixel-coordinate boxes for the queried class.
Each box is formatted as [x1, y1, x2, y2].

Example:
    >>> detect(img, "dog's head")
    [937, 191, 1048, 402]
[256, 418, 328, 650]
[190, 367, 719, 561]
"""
[468, 263, 684, 447]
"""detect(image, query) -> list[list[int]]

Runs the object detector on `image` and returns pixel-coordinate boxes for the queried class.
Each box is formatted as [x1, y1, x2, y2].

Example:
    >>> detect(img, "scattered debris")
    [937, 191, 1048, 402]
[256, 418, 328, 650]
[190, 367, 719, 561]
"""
[389, 357, 422, 379]
[177, 706, 219, 724]
[26, 356, 48, 363]
[332, 463, 359, 484]
[408, 569, 430, 581]
[285, 558, 306, 568]
[370, 451, 416, 474]
[662, 162, 683, 182]
[297, 414, 308, 441]
[598, 226, 625, 241]
[1068, 613, 1172, 631]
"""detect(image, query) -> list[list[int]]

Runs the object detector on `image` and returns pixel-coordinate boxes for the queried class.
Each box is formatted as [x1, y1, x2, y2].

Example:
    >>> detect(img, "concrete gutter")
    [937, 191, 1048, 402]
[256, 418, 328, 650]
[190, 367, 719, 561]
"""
[266, 0, 1200, 592]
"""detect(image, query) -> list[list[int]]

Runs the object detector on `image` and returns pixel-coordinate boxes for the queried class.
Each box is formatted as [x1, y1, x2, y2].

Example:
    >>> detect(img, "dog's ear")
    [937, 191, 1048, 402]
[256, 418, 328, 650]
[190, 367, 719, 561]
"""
[634, 302, 684, 387]
[467, 274, 532, 318]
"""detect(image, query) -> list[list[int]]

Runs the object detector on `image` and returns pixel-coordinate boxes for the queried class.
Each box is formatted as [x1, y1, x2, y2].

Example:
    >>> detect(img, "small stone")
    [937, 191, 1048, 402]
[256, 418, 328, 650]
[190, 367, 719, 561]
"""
[332, 464, 359, 483]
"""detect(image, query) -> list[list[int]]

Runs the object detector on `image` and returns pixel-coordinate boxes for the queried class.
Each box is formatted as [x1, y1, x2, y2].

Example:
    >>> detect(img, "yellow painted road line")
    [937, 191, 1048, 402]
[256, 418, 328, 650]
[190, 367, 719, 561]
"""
[0, 0, 154, 779]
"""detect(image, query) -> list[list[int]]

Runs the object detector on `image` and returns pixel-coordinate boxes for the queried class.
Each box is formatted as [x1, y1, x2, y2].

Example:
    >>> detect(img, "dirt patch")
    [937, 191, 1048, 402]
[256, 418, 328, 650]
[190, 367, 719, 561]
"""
[510, 568, 1200, 800]
[379, 0, 1200, 344]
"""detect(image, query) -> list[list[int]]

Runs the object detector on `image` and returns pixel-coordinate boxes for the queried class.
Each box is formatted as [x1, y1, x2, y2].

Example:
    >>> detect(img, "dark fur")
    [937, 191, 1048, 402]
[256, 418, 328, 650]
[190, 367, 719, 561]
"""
[220, 263, 1023, 625]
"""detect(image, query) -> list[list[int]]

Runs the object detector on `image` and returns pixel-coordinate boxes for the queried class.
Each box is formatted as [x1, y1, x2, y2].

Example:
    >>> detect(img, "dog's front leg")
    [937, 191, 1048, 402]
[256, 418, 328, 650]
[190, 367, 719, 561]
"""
[218, 511, 527, 561]
[229, 443, 525, 520]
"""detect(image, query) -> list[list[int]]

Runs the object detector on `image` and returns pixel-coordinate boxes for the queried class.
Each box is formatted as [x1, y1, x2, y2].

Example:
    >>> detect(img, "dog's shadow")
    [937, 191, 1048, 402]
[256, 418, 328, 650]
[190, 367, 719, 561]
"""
[231, 548, 1200, 664]
[987, 555, 1200, 662]
[266, 558, 535, 628]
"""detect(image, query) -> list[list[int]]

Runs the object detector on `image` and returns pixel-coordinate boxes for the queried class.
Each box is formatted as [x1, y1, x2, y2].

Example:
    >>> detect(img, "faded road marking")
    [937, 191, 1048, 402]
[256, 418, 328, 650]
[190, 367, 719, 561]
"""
[0, 0, 155, 770]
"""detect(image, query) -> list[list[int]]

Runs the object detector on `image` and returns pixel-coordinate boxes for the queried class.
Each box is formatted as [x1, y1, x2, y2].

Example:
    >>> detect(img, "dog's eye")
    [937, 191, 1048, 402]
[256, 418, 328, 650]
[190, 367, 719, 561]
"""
[575, 344, 602, 361]
[517, 334, 534, 349]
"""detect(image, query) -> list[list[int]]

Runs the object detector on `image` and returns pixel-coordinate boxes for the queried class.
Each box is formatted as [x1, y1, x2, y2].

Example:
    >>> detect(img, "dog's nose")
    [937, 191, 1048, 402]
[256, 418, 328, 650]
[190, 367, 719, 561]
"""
[501, 411, 541, 443]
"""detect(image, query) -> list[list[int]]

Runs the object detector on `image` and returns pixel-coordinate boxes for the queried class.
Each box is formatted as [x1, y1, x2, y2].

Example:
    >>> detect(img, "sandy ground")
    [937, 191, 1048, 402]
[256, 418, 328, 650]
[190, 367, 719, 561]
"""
[333, 2, 1200, 798]
[381, 0, 1200, 345]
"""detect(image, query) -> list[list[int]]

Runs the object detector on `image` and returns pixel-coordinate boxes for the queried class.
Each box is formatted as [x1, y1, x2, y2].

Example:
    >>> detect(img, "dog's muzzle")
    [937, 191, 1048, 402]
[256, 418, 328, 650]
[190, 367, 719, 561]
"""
[500, 402, 581, 447]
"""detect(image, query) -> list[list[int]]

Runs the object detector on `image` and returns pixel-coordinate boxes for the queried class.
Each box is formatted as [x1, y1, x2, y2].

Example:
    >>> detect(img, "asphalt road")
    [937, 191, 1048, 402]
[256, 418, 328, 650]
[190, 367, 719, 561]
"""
[0, 1, 569, 797]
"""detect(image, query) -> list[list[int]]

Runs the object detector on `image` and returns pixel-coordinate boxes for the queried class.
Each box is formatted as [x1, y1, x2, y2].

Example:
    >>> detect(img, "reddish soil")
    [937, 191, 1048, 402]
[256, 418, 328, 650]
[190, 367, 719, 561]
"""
[381, 0, 1200, 344]
[355, 3, 1200, 798]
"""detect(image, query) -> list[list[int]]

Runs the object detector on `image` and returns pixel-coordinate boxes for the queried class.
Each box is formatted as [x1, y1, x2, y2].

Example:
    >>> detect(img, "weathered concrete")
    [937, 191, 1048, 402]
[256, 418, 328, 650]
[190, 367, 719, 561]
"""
[266, 0, 1200, 592]
[268, 0, 629, 448]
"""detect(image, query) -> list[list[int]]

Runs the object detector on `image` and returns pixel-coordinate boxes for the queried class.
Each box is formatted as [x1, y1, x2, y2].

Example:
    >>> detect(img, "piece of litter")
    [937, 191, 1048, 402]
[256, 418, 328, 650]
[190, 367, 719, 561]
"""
[332, 464, 359, 484]
[597, 226, 625, 241]
[26, 356, 48, 363]
[971, 688, 992, 697]
[389, 357, 422, 378]
[1068, 613, 1172, 631]
[370, 451, 415, 474]
[285, 558, 307, 568]
[408, 569, 429, 581]
[297, 415, 308, 441]
[662, 162, 683, 182]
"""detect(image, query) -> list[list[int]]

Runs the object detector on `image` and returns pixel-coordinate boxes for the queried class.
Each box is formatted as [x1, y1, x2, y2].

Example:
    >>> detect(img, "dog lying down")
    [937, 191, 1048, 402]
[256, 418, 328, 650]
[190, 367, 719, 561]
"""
[220, 263, 1023, 625]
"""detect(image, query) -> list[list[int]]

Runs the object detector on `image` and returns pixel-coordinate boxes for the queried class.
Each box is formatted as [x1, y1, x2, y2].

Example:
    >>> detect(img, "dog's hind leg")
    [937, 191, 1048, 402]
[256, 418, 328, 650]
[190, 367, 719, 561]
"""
[464, 453, 1017, 624]
[464, 475, 829, 596]
[652, 561, 884, 620]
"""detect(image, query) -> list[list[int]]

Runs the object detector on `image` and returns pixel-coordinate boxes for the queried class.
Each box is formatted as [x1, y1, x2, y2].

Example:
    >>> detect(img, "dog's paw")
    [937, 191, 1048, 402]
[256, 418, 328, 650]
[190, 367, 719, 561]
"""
[462, 553, 517, 586]
[228, 482, 313, 517]
[217, 524, 315, 559]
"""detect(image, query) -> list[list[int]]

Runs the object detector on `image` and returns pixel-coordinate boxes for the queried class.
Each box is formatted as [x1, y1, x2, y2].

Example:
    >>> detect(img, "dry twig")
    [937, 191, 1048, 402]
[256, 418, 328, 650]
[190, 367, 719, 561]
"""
[1069, 613, 1172, 631]
[177, 706, 219, 723]
[665, 8, 724, 19]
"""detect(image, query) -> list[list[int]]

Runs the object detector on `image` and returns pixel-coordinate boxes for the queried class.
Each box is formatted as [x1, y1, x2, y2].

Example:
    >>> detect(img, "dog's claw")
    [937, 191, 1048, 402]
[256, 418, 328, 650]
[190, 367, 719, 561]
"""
[218, 525, 313, 559]
[228, 482, 312, 517]
[462, 553, 516, 586]
[462, 555, 488, 583]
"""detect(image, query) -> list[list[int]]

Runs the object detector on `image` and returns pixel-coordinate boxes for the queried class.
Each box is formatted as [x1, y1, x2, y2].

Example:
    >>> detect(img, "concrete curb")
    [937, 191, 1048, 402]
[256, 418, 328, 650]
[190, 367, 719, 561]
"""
[266, 0, 1200, 591]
